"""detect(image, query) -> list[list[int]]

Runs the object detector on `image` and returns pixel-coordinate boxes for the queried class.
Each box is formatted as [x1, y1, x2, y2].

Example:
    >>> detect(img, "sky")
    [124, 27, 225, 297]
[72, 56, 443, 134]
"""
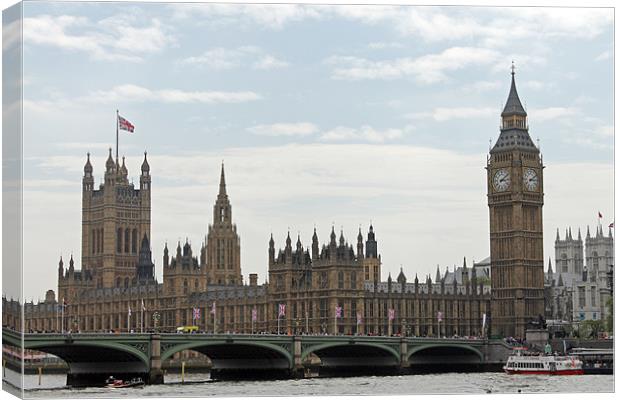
[3, 1, 614, 300]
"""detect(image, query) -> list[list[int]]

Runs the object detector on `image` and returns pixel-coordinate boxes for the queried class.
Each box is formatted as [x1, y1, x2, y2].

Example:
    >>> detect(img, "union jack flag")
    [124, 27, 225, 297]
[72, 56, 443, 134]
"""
[252, 307, 257, 322]
[356, 312, 362, 325]
[118, 115, 135, 133]
[278, 303, 286, 318]
[388, 309, 395, 321]
[437, 311, 443, 322]
[210, 301, 216, 315]
[335, 305, 342, 318]
[193, 307, 201, 320]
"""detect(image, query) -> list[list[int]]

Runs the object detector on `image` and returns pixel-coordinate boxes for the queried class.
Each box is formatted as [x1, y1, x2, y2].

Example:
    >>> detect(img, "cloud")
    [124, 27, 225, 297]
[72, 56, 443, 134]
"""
[253, 55, 290, 70]
[181, 46, 289, 70]
[25, 85, 261, 113]
[368, 42, 404, 50]
[3, 18, 21, 52]
[325, 47, 501, 83]
[595, 50, 611, 62]
[462, 80, 502, 93]
[23, 14, 175, 62]
[407, 107, 497, 122]
[247, 122, 318, 137]
[529, 107, 579, 122]
[169, 5, 612, 47]
[320, 126, 403, 143]
[169, 3, 324, 30]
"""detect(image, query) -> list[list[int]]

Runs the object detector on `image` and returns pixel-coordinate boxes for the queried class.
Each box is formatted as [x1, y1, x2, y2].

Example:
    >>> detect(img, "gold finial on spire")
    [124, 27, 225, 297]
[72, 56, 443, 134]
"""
[511, 60, 515, 75]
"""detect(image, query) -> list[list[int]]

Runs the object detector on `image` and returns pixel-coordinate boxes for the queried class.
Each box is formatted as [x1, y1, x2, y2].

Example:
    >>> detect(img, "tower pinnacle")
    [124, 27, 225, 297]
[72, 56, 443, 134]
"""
[219, 162, 227, 196]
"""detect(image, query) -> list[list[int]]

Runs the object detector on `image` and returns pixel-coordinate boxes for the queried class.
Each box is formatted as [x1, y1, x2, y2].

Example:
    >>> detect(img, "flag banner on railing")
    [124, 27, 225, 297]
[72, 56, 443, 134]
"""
[278, 303, 286, 317]
[193, 307, 201, 320]
[335, 305, 342, 318]
[388, 309, 395, 321]
[252, 308, 257, 321]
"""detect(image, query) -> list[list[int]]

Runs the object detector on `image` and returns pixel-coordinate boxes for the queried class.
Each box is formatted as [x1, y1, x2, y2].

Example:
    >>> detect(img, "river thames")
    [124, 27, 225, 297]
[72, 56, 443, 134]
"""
[3, 370, 614, 398]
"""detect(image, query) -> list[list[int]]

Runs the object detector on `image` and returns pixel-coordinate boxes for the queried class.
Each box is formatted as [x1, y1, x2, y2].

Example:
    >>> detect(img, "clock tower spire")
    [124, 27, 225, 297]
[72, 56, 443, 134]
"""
[487, 65, 545, 338]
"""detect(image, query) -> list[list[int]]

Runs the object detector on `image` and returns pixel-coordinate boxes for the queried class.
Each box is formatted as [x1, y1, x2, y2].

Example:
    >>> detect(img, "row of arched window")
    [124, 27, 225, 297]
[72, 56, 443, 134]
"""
[116, 228, 138, 254]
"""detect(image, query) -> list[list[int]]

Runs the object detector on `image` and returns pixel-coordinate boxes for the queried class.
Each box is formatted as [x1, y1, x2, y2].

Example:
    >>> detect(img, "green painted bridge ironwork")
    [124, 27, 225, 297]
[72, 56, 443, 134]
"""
[2, 328, 513, 385]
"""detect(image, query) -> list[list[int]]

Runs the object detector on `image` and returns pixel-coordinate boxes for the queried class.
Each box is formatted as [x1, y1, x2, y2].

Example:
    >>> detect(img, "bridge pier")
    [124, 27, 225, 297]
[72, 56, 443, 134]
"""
[399, 337, 410, 369]
[148, 334, 164, 384]
[291, 335, 305, 378]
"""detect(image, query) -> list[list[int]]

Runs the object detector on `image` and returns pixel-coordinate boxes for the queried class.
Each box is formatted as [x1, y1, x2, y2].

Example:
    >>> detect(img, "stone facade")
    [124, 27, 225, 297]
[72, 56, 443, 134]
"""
[545, 225, 614, 326]
[7, 150, 491, 337]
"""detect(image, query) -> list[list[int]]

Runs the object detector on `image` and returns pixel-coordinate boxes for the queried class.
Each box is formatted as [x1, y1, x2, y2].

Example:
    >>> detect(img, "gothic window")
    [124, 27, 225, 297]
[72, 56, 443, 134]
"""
[365, 267, 369, 281]
[320, 272, 328, 288]
[131, 229, 137, 254]
[276, 275, 284, 291]
[220, 207, 225, 222]
[560, 253, 568, 273]
[374, 266, 379, 280]
[183, 279, 188, 294]
[124, 228, 130, 253]
[338, 271, 344, 289]
[350, 272, 357, 289]
[92, 229, 96, 254]
[117, 228, 122, 253]
[124, 278, 129, 288]
[578, 287, 585, 308]
[591, 287, 597, 306]
[116, 277, 121, 288]
[99, 228, 103, 253]
[592, 252, 599, 270]
[195, 280, 199, 290]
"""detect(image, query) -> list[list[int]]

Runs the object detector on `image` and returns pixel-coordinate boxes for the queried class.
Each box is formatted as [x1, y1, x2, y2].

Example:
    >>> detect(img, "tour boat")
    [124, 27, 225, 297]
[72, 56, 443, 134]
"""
[503, 348, 583, 375]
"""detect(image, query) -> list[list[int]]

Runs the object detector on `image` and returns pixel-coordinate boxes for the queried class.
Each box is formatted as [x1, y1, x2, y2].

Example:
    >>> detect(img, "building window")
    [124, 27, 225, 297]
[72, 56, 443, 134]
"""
[117, 228, 122, 253]
[578, 287, 586, 308]
[365, 267, 369, 281]
[338, 271, 344, 289]
[183, 279, 188, 294]
[591, 287, 597, 306]
[350, 272, 357, 289]
[131, 229, 137, 254]
[124, 228, 130, 253]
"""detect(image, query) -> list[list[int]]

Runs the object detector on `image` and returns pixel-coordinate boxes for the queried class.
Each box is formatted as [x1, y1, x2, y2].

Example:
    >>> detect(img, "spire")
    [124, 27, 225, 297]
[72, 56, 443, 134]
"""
[501, 63, 527, 118]
[84, 152, 93, 175]
[547, 258, 553, 275]
[463, 257, 467, 269]
[587, 225, 591, 238]
[106, 147, 115, 171]
[556, 228, 560, 241]
[339, 229, 345, 246]
[435, 265, 441, 283]
[330, 226, 337, 245]
[269, 232, 274, 247]
[357, 227, 363, 242]
[557, 273, 564, 287]
[565, 229, 568, 240]
[568, 227, 573, 240]
[141, 151, 150, 174]
[219, 162, 227, 196]
[120, 156, 128, 176]
[578, 227, 582, 241]
[286, 230, 292, 248]
[397, 267, 406, 284]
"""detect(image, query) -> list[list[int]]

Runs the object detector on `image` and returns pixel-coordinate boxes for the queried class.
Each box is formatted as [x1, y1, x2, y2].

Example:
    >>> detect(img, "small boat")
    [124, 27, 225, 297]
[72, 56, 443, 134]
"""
[568, 348, 613, 375]
[503, 347, 583, 375]
[105, 376, 145, 388]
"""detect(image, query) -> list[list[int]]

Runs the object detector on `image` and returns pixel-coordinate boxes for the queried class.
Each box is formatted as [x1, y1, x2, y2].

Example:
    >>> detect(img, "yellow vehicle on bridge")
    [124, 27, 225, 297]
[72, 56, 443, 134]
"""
[176, 325, 199, 334]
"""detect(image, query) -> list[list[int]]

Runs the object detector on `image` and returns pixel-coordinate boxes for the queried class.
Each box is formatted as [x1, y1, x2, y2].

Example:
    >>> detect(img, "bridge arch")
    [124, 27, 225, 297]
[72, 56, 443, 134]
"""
[161, 340, 293, 370]
[407, 343, 483, 368]
[25, 341, 150, 369]
[302, 342, 401, 367]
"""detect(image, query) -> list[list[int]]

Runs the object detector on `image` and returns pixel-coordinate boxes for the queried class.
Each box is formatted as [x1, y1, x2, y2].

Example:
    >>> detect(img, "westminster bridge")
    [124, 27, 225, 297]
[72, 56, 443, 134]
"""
[2, 328, 513, 386]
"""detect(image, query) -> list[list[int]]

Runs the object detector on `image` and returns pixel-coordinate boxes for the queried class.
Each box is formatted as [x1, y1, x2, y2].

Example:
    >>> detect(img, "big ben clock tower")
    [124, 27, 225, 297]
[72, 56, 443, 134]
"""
[488, 66, 545, 338]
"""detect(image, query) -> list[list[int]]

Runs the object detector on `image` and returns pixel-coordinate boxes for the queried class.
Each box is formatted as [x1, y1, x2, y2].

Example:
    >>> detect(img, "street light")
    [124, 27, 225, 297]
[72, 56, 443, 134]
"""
[152, 311, 161, 333]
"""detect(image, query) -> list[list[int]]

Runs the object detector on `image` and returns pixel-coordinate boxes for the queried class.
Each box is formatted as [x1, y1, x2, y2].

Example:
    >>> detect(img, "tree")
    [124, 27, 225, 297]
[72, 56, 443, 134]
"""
[579, 319, 605, 339]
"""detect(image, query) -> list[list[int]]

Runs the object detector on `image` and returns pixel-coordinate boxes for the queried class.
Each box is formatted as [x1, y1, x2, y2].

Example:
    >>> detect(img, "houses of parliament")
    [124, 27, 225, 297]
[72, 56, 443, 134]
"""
[4, 70, 545, 339]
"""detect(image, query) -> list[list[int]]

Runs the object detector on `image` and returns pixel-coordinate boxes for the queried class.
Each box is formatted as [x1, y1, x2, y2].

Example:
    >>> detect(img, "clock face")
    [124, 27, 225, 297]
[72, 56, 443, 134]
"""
[523, 168, 539, 191]
[493, 169, 511, 192]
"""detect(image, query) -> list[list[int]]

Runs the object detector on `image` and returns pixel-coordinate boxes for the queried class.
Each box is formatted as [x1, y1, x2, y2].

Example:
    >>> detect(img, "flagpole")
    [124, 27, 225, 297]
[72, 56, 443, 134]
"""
[56, 304, 59, 333]
[61, 300, 64, 334]
[116, 109, 119, 165]
[141, 300, 144, 334]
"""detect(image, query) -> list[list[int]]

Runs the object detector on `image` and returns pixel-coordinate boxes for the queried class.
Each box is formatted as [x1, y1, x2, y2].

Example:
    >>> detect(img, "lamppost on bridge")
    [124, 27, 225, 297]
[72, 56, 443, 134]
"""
[152, 311, 161, 333]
